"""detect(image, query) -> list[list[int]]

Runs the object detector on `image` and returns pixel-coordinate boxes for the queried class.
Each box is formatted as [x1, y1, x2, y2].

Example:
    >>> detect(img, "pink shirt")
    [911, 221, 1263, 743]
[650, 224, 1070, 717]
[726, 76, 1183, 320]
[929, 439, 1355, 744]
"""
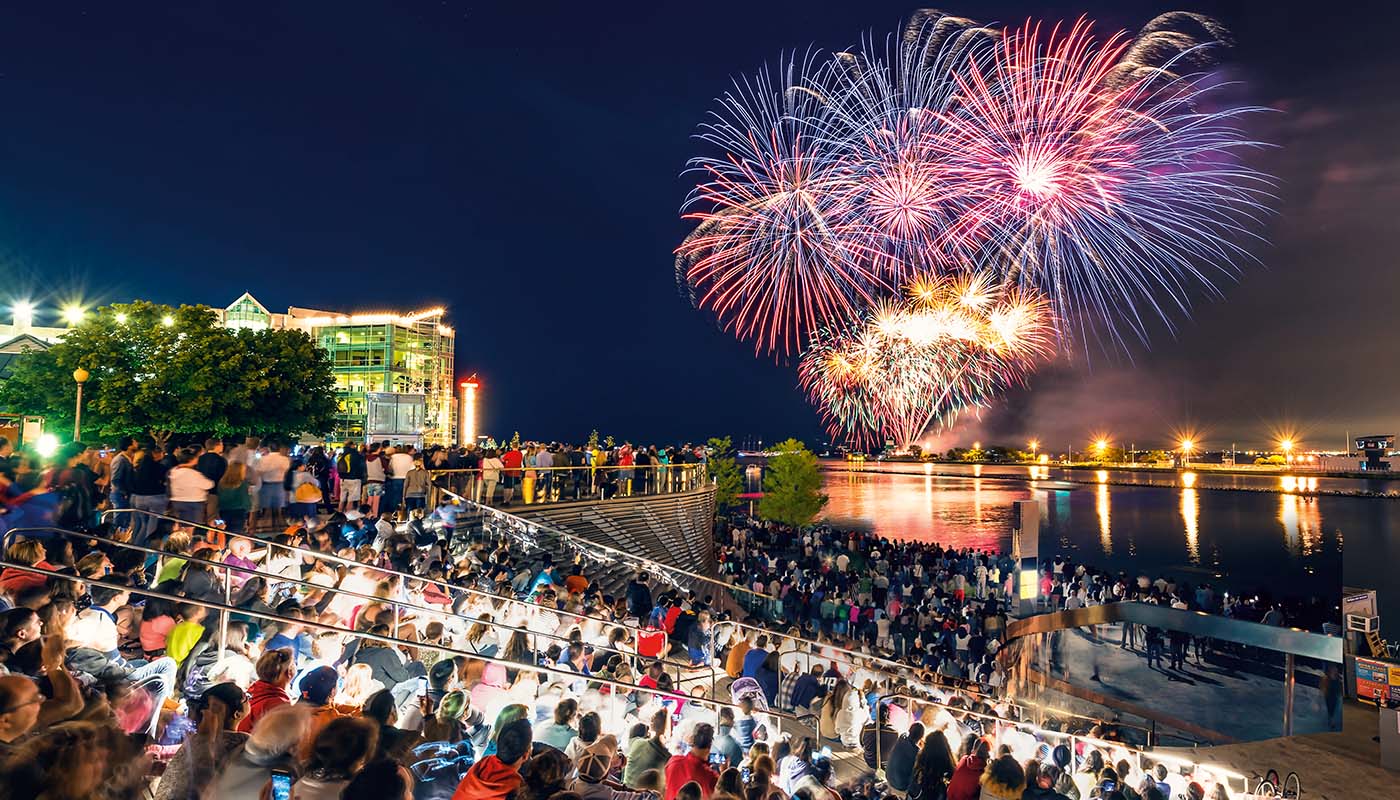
[140, 615, 176, 653]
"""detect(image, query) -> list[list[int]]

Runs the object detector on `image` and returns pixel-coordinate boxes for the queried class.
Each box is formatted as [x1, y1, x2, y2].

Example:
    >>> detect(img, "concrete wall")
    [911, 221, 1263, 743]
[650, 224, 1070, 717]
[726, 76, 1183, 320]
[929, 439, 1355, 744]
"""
[511, 483, 717, 574]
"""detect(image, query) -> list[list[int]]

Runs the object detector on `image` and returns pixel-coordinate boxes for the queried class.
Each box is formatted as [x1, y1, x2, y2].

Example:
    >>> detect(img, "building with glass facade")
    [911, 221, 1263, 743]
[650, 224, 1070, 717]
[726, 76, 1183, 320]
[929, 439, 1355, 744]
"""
[214, 293, 456, 447]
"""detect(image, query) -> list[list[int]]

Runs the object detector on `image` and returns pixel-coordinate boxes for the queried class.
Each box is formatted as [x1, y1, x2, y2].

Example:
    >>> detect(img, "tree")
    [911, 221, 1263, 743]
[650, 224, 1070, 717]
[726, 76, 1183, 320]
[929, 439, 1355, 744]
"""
[706, 435, 742, 511]
[0, 301, 336, 445]
[758, 438, 828, 528]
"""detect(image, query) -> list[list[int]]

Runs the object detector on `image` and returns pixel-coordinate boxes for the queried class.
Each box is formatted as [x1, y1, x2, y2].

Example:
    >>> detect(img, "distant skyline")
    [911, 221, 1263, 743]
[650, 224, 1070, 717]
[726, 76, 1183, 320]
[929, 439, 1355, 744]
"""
[0, 2, 1395, 449]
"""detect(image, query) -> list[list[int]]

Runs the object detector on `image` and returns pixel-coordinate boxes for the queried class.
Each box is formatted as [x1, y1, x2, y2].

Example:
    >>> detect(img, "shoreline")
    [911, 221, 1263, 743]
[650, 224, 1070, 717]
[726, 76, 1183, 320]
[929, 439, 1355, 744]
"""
[819, 464, 1400, 499]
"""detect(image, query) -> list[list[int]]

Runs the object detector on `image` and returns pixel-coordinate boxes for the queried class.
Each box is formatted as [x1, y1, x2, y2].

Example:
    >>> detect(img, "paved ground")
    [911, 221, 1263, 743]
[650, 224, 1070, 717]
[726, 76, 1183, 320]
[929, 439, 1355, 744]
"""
[1161, 702, 1396, 798]
[1014, 623, 1331, 742]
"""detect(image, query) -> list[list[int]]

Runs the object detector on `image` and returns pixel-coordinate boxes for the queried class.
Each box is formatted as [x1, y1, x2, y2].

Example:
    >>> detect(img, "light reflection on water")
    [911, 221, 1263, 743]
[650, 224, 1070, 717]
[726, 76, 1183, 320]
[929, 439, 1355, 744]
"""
[819, 468, 1345, 602]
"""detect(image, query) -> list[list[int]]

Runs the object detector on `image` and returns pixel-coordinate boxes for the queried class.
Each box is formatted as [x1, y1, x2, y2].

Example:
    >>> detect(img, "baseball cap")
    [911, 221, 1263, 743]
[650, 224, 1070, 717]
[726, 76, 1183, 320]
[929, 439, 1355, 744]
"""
[576, 734, 619, 783]
[299, 666, 339, 705]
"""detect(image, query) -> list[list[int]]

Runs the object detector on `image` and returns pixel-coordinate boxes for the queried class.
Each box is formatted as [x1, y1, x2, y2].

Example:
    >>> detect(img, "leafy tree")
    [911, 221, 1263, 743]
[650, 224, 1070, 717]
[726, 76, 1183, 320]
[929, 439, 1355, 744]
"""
[758, 438, 828, 528]
[587, 429, 599, 450]
[706, 435, 742, 511]
[0, 301, 336, 445]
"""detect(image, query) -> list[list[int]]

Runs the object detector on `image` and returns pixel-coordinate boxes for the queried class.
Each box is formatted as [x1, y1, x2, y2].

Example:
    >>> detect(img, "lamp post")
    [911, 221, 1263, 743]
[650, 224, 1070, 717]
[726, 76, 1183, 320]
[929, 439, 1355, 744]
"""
[72, 367, 90, 442]
[1179, 438, 1194, 467]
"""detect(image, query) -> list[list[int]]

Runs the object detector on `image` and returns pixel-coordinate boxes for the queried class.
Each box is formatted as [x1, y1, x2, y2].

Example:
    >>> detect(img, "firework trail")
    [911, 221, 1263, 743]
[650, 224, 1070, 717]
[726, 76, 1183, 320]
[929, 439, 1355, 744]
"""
[799, 274, 1053, 447]
[679, 10, 1272, 442]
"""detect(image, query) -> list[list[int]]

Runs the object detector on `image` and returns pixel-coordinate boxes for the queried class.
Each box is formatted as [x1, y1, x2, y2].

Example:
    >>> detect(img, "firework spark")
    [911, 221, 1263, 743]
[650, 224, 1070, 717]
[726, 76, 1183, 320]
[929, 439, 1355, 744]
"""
[800, 274, 1053, 447]
[680, 10, 1271, 440]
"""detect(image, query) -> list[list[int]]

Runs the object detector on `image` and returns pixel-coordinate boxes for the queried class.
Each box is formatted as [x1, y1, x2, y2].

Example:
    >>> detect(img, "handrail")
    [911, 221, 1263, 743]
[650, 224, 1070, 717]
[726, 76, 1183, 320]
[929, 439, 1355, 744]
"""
[97, 507, 719, 679]
[871, 692, 1249, 793]
[1005, 602, 1343, 662]
[96, 506, 958, 716]
[1003, 601, 1341, 741]
[0, 558, 823, 732]
[441, 486, 779, 605]
[2, 525, 704, 690]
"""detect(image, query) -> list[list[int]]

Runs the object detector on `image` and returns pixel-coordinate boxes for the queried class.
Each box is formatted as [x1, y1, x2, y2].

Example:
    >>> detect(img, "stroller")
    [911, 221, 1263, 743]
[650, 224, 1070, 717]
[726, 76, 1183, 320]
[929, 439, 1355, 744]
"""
[729, 676, 770, 712]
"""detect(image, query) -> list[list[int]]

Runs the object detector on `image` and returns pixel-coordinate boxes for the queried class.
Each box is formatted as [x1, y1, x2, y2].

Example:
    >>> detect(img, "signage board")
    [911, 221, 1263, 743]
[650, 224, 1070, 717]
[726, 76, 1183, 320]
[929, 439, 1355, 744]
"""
[1356, 656, 1400, 704]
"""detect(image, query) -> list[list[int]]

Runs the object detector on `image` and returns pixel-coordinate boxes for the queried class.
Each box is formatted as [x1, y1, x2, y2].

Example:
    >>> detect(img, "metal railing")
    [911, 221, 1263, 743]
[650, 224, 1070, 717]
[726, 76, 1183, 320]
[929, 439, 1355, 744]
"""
[871, 692, 1249, 795]
[96, 507, 733, 693]
[0, 558, 821, 739]
[1003, 602, 1343, 738]
[99, 506, 1012, 719]
[3, 525, 708, 692]
[428, 463, 708, 508]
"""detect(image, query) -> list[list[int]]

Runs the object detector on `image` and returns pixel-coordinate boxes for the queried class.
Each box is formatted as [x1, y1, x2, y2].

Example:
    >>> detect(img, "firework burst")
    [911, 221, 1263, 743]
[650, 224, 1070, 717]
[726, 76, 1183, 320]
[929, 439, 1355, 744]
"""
[800, 274, 1053, 447]
[680, 10, 1272, 442]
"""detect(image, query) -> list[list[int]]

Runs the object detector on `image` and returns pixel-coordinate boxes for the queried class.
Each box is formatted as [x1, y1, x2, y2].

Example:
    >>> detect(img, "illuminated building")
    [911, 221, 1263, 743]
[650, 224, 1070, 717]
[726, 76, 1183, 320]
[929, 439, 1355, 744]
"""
[212, 293, 458, 447]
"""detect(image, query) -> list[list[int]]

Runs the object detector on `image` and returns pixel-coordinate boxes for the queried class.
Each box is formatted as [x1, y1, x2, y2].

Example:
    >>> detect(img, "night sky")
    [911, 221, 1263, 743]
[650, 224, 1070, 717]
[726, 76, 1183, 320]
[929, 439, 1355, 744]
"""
[0, 2, 1395, 451]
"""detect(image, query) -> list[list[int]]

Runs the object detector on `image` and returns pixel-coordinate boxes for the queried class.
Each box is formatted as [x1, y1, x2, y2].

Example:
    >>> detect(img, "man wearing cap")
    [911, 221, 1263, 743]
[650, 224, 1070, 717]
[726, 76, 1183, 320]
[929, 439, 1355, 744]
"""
[295, 664, 348, 760]
[572, 734, 657, 800]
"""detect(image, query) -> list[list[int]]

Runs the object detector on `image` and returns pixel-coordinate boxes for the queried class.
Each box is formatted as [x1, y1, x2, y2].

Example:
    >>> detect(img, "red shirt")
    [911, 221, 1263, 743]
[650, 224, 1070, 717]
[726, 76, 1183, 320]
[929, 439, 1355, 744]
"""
[663, 752, 717, 800]
[501, 450, 523, 477]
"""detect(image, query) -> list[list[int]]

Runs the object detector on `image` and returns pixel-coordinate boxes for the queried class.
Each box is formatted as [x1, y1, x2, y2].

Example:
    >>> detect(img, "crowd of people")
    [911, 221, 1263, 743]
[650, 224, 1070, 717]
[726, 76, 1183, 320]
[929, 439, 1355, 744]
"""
[0, 433, 1258, 799]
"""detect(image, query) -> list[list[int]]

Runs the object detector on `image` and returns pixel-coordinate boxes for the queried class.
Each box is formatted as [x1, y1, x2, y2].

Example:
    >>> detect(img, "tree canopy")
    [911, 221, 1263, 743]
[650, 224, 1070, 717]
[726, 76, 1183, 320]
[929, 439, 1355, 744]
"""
[706, 435, 742, 511]
[758, 438, 828, 528]
[0, 301, 337, 444]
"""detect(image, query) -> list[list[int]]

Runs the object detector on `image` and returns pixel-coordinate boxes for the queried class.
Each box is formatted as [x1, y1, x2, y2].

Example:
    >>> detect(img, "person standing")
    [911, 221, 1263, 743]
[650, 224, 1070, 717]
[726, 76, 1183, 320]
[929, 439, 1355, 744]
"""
[170, 448, 215, 526]
[338, 444, 367, 512]
[500, 443, 523, 506]
[217, 462, 253, 534]
[255, 442, 292, 531]
[479, 448, 503, 505]
[196, 438, 228, 522]
[364, 443, 386, 517]
[130, 445, 171, 546]
[107, 436, 139, 530]
[387, 445, 414, 516]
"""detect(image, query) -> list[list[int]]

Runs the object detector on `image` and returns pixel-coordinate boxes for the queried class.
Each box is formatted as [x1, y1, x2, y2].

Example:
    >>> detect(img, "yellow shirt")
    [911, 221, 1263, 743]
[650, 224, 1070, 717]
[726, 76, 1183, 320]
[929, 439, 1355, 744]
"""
[167, 619, 206, 665]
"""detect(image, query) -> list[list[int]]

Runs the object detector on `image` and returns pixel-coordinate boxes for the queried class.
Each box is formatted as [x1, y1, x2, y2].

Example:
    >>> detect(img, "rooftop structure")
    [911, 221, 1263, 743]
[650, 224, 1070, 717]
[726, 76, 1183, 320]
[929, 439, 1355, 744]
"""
[212, 293, 457, 446]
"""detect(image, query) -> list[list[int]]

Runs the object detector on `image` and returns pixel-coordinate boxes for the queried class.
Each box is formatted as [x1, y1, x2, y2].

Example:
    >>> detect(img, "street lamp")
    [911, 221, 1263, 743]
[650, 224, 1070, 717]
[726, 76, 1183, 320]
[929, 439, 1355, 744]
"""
[1179, 438, 1194, 467]
[62, 305, 86, 326]
[72, 367, 90, 442]
[1093, 437, 1109, 463]
[1028, 439, 1039, 459]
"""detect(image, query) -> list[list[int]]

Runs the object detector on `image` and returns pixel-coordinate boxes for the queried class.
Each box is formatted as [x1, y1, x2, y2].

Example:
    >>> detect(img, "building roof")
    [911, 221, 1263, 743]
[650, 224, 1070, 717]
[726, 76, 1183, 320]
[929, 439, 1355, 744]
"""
[0, 333, 51, 381]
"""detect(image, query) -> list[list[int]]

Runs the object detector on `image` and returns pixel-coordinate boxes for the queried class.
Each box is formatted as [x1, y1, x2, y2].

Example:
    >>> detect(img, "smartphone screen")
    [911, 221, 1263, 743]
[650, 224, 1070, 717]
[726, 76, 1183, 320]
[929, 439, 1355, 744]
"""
[271, 771, 293, 800]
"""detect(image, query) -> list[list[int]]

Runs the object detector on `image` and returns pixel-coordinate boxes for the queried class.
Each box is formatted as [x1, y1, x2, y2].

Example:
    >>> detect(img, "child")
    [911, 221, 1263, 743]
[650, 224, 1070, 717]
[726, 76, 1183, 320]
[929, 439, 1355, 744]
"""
[166, 602, 210, 666]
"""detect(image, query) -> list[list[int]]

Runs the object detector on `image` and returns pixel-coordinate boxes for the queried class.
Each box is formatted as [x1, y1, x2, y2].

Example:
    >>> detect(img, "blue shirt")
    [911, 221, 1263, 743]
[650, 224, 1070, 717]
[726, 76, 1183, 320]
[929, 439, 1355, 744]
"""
[264, 632, 305, 662]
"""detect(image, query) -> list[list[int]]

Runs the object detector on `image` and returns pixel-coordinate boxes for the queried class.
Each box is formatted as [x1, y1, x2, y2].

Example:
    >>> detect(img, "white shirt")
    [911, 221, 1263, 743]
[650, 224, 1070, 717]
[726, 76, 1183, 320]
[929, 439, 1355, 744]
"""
[169, 465, 214, 502]
[256, 451, 291, 485]
[389, 452, 414, 479]
[66, 606, 118, 653]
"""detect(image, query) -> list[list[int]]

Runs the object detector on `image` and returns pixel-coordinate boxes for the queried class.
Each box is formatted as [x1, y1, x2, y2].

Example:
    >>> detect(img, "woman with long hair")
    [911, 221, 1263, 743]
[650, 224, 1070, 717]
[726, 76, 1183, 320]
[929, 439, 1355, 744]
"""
[910, 729, 956, 800]
[217, 462, 252, 534]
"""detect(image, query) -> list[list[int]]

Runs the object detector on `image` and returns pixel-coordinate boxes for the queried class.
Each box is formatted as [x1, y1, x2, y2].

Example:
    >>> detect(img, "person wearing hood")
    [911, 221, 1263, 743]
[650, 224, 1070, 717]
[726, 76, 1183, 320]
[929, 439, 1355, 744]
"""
[947, 738, 991, 800]
[237, 647, 294, 733]
[211, 704, 310, 799]
[452, 717, 533, 800]
[979, 754, 1026, 800]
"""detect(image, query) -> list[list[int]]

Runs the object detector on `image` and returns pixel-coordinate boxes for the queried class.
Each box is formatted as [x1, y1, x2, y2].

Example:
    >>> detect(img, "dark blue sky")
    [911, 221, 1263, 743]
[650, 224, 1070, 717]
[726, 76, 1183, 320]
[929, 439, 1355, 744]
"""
[1, 2, 1395, 450]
